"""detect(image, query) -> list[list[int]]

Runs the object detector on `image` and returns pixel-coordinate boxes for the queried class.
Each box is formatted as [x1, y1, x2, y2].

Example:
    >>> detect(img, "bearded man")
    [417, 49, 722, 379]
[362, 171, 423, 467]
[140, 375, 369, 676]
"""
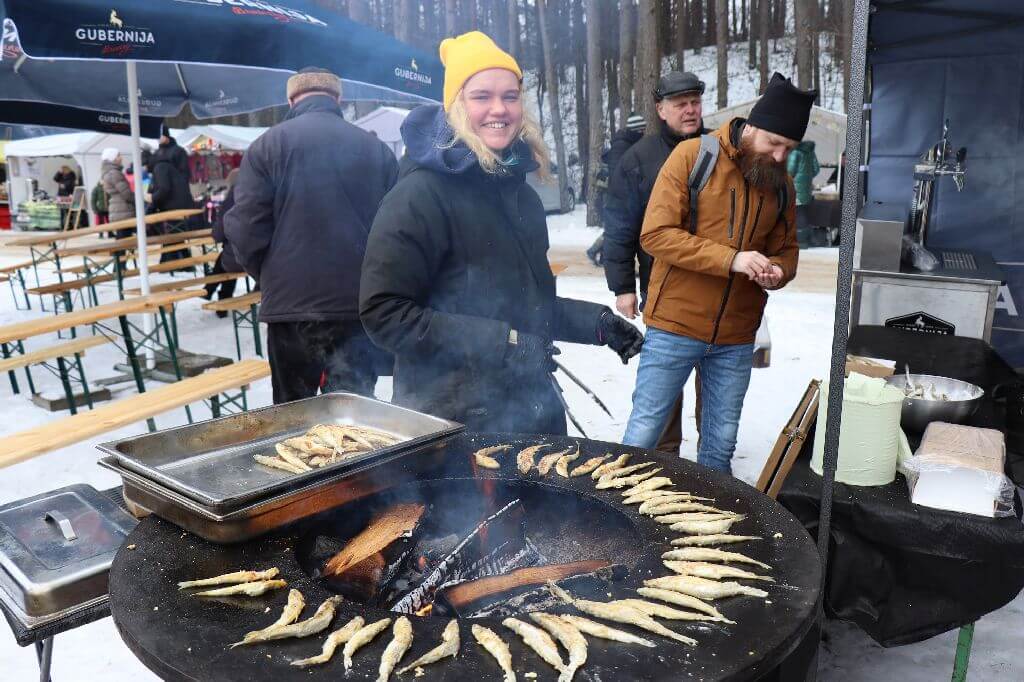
[621, 73, 816, 475]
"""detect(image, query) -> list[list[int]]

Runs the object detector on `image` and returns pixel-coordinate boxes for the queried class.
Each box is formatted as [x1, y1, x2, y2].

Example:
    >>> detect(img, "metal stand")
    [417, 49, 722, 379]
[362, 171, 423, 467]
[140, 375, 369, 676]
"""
[951, 622, 975, 682]
[34, 637, 53, 682]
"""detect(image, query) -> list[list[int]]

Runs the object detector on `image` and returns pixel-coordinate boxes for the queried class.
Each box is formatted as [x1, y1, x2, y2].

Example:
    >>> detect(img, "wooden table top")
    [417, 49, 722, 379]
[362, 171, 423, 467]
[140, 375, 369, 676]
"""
[5, 209, 202, 247]
[56, 228, 212, 258]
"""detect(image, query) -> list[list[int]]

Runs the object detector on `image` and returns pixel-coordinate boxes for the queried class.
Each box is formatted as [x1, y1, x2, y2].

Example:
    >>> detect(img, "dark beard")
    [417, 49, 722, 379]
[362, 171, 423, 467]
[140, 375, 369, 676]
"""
[737, 137, 789, 191]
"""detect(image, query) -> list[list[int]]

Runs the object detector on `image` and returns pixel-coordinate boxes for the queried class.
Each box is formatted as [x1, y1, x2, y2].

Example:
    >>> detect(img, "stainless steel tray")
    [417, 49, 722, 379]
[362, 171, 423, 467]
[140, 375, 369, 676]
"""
[98, 430, 456, 543]
[97, 393, 464, 512]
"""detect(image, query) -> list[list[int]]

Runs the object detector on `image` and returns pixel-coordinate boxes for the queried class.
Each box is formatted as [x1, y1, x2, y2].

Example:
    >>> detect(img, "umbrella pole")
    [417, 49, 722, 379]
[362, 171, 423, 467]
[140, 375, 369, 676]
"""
[126, 60, 154, 369]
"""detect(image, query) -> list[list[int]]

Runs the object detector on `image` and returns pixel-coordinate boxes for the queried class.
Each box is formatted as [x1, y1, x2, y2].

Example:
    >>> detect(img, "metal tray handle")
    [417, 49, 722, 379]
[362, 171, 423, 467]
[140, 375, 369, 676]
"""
[44, 510, 78, 541]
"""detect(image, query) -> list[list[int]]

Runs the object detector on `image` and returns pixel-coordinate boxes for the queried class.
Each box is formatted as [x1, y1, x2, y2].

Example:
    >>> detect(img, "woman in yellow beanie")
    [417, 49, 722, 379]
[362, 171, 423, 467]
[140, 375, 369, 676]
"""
[360, 32, 643, 436]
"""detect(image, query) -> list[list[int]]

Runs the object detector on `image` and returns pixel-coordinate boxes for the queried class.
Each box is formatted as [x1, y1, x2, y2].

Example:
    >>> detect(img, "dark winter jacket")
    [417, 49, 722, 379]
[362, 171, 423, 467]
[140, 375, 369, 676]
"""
[224, 95, 399, 322]
[605, 128, 643, 178]
[53, 169, 77, 197]
[359, 104, 607, 435]
[786, 140, 820, 206]
[156, 138, 190, 179]
[603, 121, 707, 301]
[100, 160, 134, 224]
[150, 152, 195, 213]
[213, 188, 242, 273]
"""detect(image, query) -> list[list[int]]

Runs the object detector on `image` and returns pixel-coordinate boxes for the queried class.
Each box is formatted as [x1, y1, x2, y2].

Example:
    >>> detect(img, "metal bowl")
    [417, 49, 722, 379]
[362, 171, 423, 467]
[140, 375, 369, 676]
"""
[885, 374, 984, 433]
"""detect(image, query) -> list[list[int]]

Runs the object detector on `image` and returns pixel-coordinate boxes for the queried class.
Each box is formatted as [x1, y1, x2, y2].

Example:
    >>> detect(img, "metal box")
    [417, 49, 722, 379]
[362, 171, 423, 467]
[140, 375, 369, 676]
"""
[854, 217, 904, 272]
[0, 485, 136, 618]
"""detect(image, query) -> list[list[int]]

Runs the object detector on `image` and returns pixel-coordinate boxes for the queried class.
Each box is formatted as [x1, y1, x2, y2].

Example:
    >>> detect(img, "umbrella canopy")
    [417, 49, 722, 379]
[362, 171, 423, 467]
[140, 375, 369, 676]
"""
[1, 100, 162, 136]
[1, 0, 442, 115]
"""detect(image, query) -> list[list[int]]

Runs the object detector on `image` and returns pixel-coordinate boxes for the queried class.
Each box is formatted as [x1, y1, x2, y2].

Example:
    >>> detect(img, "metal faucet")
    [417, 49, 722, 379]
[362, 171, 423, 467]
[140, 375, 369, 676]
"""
[908, 119, 967, 248]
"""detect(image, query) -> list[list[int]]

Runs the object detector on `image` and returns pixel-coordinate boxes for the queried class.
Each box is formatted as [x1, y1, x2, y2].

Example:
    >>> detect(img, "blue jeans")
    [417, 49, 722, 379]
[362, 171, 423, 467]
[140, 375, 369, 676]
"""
[623, 327, 754, 474]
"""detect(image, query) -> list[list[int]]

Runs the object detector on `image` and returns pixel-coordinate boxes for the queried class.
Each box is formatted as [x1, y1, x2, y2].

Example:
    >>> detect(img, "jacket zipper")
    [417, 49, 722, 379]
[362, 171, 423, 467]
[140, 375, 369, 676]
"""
[728, 188, 736, 239]
[711, 182, 751, 344]
[748, 196, 764, 248]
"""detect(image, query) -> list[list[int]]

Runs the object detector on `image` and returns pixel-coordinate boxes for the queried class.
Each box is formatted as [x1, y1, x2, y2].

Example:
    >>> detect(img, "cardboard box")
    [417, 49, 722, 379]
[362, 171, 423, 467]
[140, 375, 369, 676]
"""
[845, 355, 896, 379]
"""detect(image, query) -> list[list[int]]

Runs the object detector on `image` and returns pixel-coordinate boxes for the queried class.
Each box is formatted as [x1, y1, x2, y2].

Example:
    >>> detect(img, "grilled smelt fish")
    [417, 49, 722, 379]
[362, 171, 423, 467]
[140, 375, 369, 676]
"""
[178, 568, 280, 589]
[474, 453, 502, 469]
[378, 617, 414, 682]
[621, 477, 674, 497]
[598, 461, 656, 482]
[473, 444, 512, 458]
[671, 534, 761, 547]
[645, 575, 769, 600]
[670, 517, 745, 535]
[623, 490, 713, 505]
[611, 599, 715, 621]
[472, 624, 517, 682]
[281, 437, 332, 457]
[655, 512, 741, 525]
[662, 547, 772, 570]
[530, 613, 587, 682]
[517, 444, 549, 474]
[557, 615, 656, 647]
[193, 579, 287, 598]
[397, 620, 460, 674]
[546, 582, 696, 646]
[639, 500, 729, 516]
[538, 446, 575, 476]
[231, 596, 341, 646]
[502, 618, 566, 675]
[591, 454, 631, 480]
[275, 445, 313, 472]
[595, 468, 662, 490]
[569, 455, 611, 477]
[233, 589, 306, 647]
[290, 616, 365, 667]
[253, 454, 305, 474]
[344, 618, 393, 671]
[664, 561, 774, 582]
[554, 447, 581, 478]
[636, 587, 734, 623]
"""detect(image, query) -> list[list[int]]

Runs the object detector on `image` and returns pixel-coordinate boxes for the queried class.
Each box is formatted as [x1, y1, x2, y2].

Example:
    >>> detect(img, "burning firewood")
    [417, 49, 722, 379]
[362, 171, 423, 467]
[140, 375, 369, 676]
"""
[439, 561, 611, 612]
[323, 503, 426, 589]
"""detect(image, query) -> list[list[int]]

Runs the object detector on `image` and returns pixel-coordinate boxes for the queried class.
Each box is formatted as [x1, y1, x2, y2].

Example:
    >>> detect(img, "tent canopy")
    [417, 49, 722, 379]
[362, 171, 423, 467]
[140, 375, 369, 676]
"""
[352, 106, 411, 158]
[176, 125, 268, 152]
[704, 102, 846, 187]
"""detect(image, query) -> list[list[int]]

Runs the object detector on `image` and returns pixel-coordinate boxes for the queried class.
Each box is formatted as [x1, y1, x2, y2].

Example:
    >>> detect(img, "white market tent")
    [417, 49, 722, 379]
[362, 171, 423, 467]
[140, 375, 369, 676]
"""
[176, 125, 268, 152]
[353, 106, 410, 158]
[703, 102, 847, 187]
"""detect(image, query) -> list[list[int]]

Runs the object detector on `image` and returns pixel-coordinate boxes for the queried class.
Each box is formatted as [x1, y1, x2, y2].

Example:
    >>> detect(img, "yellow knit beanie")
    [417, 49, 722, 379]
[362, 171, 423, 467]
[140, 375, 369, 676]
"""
[439, 31, 522, 110]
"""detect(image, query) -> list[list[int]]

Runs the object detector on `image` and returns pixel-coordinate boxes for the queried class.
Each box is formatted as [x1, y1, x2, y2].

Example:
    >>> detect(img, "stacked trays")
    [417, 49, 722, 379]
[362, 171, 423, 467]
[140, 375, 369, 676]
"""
[97, 393, 464, 543]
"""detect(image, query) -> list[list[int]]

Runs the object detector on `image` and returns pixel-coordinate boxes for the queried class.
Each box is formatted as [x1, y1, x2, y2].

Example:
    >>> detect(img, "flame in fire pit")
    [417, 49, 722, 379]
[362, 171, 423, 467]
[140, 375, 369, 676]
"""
[415, 604, 433, 617]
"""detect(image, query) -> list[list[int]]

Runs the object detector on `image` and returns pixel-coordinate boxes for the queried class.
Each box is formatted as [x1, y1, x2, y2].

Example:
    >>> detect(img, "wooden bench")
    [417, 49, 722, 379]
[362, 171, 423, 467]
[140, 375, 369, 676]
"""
[0, 359, 271, 469]
[123, 271, 248, 296]
[0, 260, 34, 310]
[56, 239, 216, 276]
[0, 336, 110, 414]
[203, 291, 263, 359]
[55, 228, 212, 258]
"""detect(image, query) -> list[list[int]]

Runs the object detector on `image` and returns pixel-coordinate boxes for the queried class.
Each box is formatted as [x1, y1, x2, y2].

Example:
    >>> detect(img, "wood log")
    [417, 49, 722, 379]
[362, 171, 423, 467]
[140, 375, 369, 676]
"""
[323, 503, 425, 577]
[440, 560, 610, 610]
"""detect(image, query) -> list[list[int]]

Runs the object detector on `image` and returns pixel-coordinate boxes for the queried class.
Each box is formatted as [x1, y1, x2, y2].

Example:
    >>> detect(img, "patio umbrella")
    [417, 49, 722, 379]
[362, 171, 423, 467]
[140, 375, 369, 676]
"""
[1, 0, 442, 304]
[1, 100, 162, 136]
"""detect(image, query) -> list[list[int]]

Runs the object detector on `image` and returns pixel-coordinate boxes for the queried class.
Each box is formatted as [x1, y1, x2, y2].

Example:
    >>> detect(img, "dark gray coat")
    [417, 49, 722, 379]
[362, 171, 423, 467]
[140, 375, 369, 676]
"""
[100, 160, 134, 223]
[224, 95, 399, 322]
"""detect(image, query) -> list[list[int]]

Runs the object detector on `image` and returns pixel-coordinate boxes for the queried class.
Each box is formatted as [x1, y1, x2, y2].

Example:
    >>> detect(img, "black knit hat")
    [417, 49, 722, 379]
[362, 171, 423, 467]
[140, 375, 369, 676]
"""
[747, 73, 818, 142]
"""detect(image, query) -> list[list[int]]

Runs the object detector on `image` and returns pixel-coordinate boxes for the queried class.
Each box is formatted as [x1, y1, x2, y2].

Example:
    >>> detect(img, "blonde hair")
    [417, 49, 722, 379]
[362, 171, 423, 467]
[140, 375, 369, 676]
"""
[445, 92, 552, 181]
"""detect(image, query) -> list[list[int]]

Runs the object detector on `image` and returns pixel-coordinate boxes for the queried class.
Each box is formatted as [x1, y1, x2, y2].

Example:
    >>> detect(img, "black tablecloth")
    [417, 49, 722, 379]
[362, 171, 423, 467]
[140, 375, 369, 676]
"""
[777, 326, 1024, 647]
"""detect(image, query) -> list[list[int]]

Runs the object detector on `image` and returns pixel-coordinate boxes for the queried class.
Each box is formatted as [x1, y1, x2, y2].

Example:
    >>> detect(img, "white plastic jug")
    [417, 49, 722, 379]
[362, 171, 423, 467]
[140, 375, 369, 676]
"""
[811, 372, 912, 486]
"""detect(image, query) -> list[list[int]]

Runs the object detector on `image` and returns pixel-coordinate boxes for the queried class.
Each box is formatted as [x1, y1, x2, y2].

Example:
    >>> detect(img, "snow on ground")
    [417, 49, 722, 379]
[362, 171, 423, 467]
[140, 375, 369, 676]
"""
[1, 206, 1020, 680]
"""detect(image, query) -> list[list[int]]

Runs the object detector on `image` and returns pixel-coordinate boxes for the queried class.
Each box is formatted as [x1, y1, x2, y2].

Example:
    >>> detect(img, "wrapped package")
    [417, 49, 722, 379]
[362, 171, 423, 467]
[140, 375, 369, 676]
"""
[900, 422, 1016, 518]
[811, 372, 912, 486]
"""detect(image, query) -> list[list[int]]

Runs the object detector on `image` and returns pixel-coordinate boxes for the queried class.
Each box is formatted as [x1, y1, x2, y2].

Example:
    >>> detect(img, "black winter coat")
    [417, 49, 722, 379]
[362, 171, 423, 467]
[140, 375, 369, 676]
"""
[360, 105, 607, 436]
[605, 129, 643, 177]
[603, 122, 706, 301]
[224, 95, 399, 322]
[213, 188, 242, 273]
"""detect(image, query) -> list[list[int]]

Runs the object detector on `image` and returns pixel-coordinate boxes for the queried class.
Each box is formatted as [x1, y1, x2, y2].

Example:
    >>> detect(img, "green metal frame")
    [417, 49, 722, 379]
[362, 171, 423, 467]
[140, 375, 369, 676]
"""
[229, 302, 263, 360]
[8, 267, 32, 311]
[951, 622, 975, 682]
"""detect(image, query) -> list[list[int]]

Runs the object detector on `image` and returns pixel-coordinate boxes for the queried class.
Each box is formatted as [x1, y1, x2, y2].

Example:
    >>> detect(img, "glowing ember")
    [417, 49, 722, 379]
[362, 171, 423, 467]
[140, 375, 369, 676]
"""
[415, 604, 433, 617]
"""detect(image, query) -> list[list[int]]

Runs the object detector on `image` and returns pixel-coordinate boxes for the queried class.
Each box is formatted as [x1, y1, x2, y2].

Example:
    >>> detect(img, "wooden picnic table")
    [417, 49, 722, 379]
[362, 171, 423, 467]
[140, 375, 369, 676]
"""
[4, 209, 203, 247]
[56, 228, 213, 258]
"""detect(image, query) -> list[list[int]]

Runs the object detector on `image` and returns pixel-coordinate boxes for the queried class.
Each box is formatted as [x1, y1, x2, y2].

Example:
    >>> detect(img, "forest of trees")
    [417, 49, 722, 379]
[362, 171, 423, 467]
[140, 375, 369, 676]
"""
[181, 1, 854, 223]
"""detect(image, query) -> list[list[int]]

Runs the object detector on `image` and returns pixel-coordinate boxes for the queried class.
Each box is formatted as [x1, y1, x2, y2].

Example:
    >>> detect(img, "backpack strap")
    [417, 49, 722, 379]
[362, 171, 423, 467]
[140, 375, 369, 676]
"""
[686, 134, 720, 235]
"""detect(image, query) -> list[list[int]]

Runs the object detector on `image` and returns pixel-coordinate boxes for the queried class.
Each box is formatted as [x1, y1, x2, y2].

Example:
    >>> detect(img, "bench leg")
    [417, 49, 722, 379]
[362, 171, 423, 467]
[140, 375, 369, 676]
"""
[231, 311, 243, 360]
[952, 622, 975, 682]
[118, 313, 156, 432]
[250, 304, 263, 357]
[56, 356, 78, 416]
[2, 342, 20, 394]
[114, 254, 125, 300]
[210, 393, 221, 419]
[158, 307, 193, 424]
[73, 352, 94, 410]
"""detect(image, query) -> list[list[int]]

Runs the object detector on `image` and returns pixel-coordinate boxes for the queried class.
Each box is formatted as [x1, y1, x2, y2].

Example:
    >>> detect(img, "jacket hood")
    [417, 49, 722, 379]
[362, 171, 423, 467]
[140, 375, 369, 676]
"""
[611, 128, 643, 145]
[401, 104, 539, 177]
[101, 159, 123, 172]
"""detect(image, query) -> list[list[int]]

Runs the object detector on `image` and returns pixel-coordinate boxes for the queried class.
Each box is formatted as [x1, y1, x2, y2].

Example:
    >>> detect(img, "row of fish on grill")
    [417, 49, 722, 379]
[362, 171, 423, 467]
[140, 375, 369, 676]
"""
[171, 442, 776, 680]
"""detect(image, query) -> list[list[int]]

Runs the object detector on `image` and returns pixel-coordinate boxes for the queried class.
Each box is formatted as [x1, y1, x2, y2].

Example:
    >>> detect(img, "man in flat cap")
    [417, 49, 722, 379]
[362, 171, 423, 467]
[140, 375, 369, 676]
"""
[622, 72, 816, 475]
[603, 70, 707, 455]
[226, 67, 399, 403]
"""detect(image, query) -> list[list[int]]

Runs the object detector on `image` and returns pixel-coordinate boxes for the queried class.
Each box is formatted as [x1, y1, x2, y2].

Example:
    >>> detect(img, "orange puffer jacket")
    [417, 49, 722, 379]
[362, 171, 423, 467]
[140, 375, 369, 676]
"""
[640, 118, 799, 345]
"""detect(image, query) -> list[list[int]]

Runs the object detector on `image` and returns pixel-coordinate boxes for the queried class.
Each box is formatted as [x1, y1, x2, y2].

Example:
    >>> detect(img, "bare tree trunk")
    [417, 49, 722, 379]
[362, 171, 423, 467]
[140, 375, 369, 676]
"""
[444, 0, 457, 35]
[537, 0, 570, 213]
[842, 0, 853, 106]
[619, 0, 637, 127]
[812, 0, 821, 95]
[574, 0, 589, 185]
[585, 0, 605, 225]
[716, 0, 728, 109]
[507, 0, 521, 58]
[607, 59, 619, 130]
[758, 0, 769, 93]
[637, 0, 660, 126]
[348, 0, 371, 23]
[794, 0, 815, 90]
[675, 0, 686, 70]
[747, 0, 757, 69]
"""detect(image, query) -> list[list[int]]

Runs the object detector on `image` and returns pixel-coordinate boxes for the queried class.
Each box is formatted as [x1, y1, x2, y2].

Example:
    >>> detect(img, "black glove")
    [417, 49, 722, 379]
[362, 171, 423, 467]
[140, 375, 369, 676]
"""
[597, 309, 644, 364]
[504, 330, 560, 372]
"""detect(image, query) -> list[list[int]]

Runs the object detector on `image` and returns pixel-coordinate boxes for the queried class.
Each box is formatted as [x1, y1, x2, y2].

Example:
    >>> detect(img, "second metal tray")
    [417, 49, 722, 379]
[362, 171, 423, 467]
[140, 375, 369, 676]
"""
[97, 393, 464, 511]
